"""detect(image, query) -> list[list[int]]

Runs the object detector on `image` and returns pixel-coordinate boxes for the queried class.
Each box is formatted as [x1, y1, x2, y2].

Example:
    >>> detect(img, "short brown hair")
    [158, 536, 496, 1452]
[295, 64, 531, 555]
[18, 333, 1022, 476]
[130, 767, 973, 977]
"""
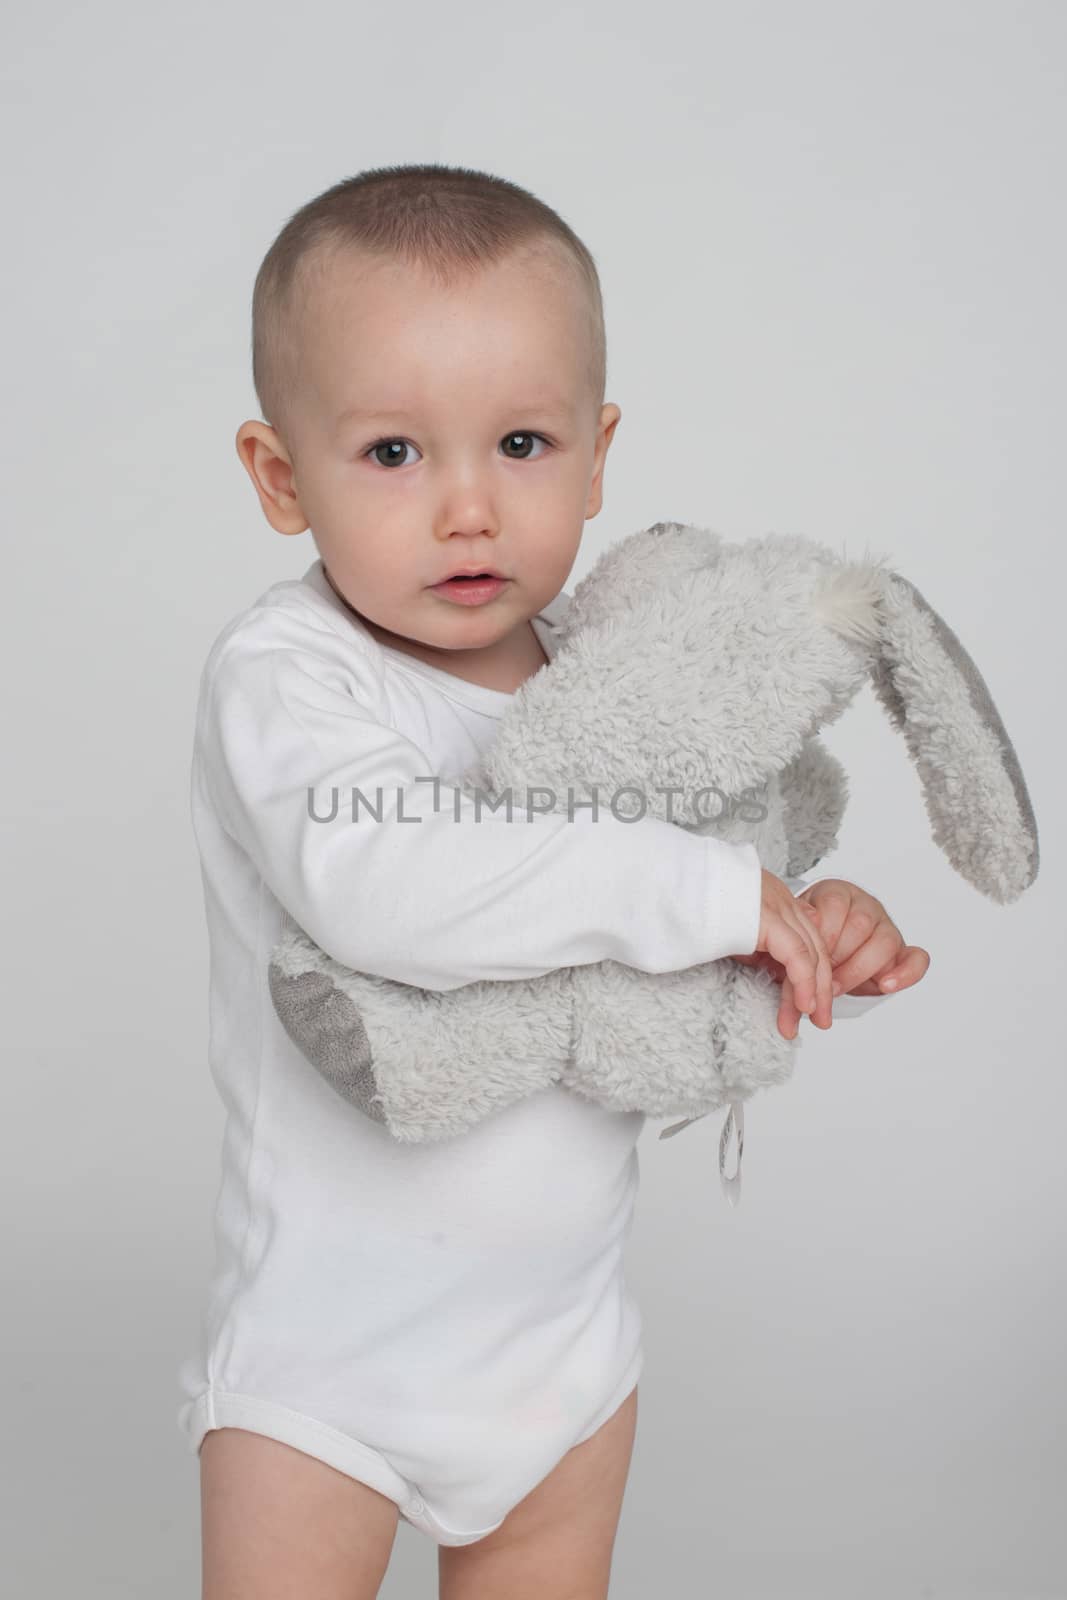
[250, 162, 607, 452]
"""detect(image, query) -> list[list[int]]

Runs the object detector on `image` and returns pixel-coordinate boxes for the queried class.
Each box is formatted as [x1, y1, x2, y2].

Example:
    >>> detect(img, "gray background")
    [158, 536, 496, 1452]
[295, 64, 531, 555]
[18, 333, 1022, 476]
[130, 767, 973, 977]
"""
[3, 1, 1063, 1595]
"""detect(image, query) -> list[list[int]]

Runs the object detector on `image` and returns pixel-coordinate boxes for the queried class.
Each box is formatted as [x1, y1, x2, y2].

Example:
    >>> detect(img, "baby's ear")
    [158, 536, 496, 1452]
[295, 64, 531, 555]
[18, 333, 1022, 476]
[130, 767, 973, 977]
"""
[860, 568, 1038, 902]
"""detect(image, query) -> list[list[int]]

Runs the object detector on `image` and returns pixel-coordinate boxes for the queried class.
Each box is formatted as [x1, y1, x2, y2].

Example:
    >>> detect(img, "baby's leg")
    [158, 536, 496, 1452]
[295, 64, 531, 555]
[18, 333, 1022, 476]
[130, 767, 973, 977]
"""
[437, 1384, 638, 1600]
[200, 1427, 400, 1599]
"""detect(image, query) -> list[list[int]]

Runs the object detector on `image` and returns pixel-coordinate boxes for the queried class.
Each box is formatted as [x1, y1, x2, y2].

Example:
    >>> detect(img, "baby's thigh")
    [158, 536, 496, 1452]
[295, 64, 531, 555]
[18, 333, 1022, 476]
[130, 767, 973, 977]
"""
[438, 1384, 638, 1600]
[200, 1427, 400, 1600]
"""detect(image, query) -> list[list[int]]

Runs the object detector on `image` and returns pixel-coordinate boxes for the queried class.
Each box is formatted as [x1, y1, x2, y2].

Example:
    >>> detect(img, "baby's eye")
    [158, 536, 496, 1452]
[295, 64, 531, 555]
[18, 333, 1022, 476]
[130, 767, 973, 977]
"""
[365, 438, 422, 469]
[500, 431, 551, 460]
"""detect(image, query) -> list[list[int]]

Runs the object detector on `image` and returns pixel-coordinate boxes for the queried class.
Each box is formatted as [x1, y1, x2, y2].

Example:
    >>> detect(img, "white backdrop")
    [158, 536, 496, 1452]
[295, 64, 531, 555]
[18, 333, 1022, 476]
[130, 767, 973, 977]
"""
[3, 1, 1063, 1595]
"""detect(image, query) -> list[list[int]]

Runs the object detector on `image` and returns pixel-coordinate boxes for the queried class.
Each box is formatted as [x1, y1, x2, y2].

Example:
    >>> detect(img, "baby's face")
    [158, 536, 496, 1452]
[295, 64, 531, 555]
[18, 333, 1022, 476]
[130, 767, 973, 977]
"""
[239, 243, 619, 681]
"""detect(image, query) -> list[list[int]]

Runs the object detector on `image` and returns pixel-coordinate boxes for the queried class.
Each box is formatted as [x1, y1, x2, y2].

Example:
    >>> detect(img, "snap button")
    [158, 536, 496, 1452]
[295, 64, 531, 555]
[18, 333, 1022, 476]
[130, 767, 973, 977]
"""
[408, 1496, 425, 1515]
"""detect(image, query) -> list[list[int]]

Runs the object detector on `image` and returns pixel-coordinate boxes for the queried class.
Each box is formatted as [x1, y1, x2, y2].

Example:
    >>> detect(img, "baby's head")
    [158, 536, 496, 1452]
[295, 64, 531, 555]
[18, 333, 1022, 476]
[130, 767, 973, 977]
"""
[237, 163, 620, 680]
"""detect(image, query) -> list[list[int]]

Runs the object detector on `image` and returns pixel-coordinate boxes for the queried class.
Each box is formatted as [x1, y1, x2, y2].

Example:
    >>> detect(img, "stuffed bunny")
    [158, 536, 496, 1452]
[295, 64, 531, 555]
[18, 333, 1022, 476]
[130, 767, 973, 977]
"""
[267, 521, 1039, 1192]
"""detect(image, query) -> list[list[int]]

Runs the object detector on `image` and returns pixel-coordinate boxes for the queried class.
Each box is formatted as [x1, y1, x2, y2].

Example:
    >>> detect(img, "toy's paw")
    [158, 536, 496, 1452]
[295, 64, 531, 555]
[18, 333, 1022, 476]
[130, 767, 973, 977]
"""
[267, 960, 388, 1127]
[561, 956, 799, 1120]
[561, 956, 795, 1116]
[779, 736, 848, 876]
[715, 960, 796, 1096]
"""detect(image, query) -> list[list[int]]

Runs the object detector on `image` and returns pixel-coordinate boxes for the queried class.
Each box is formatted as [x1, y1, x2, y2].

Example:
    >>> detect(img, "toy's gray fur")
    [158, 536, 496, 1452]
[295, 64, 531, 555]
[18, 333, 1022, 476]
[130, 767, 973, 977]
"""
[268, 522, 1038, 1146]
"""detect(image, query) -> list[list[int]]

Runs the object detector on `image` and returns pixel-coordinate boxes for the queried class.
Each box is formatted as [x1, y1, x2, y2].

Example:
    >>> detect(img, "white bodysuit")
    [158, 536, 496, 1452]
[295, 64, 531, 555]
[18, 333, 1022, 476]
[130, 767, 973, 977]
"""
[175, 557, 801, 1544]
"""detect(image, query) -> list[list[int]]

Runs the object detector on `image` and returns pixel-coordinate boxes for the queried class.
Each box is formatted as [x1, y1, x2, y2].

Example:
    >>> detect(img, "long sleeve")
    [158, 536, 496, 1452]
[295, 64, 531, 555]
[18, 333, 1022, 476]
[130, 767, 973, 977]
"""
[195, 610, 763, 992]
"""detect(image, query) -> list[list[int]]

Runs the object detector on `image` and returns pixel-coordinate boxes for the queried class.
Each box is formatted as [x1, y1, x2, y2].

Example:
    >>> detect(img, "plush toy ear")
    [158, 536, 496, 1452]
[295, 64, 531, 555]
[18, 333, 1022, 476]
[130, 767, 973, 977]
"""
[831, 568, 1039, 903]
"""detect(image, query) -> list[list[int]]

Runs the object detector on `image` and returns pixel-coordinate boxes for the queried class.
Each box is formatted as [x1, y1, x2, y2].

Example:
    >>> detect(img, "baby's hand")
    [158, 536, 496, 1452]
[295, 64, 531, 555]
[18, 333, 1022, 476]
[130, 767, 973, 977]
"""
[733, 877, 930, 1040]
[791, 879, 930, 1033]
[731, 870, 836, 1039]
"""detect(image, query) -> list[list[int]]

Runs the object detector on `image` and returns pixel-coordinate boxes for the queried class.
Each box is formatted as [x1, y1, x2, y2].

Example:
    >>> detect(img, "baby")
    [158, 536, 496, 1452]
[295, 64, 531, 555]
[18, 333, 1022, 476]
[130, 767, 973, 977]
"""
[181, 163, 929, 1600]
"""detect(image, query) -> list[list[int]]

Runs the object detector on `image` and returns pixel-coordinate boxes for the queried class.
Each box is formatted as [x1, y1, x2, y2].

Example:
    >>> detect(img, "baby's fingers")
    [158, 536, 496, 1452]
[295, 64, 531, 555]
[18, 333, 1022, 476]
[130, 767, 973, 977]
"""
[776, 917, 834, 1032]
[807, 928, 835, 1029]
[778, 972, 802, 1039]
[868, 944, 931, 994]
[829, 923, 903, 996]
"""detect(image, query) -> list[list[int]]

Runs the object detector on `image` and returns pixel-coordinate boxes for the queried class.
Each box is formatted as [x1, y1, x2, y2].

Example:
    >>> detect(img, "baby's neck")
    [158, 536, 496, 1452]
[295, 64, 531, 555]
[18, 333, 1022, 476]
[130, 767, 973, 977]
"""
[384, 620, 549, 693]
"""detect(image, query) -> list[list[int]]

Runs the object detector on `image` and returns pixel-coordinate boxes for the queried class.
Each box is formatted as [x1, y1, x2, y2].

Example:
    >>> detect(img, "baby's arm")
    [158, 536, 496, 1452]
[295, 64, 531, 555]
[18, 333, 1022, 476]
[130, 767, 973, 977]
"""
[197, 609, 764, 991]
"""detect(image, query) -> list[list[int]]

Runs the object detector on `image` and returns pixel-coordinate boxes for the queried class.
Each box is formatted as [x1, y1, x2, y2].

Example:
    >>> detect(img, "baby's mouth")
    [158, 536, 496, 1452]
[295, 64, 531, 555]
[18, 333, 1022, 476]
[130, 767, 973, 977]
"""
[430, 572, 510, 604]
